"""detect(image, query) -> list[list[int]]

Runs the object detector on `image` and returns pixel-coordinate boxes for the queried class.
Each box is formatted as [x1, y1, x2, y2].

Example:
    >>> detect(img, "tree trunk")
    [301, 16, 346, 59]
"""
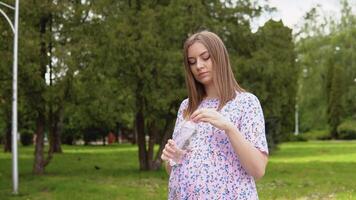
[136, 109, 148, 170]
[47, 12, 62, 153]
[147, 122, 156, 170]
[33, 112, 45, 174]
[3, 123, 11, 152]
[33, 13, 53, 174]
[115, 123, 120, 143]
[151, 103, 177, 170]
[153, 116, 175, 170]
[132, 128, 137, 144]
[48, 102, 55, 153]
[135, 76, 149, 170]
[102, 134, 106, 146]
[50, 108, 63, 153]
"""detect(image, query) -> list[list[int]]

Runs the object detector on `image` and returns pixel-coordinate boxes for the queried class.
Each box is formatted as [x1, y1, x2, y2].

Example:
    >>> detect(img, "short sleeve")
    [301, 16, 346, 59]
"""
[172, 99, 188, 140]
[238, 93, 269, 155]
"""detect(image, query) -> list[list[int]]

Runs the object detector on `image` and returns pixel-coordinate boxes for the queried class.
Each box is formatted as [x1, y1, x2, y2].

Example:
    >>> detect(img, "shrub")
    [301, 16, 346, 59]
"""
[302, 130, 331, 140]
[62, 128, 81, 145]
[285, 134, 308, 142]
[337, 119, 356, 140]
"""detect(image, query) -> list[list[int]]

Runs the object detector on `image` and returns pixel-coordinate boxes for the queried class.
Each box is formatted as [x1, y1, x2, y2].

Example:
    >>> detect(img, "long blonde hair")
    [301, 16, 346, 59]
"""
[183, 31, 245, 118]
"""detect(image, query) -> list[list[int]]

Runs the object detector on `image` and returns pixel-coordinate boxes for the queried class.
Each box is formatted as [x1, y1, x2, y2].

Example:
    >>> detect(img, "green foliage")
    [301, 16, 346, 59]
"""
[337, 118, 356, 140]
[284, 134, 308, 142]
[300, 130, 331, 140]
[295, 35, 330, 131]
[61, 124, 81, 145]
[296, 0, 356, 133]
[326, 63, 344, 138]
[0, 0, 14, 146]
[238, 20, 297, 149]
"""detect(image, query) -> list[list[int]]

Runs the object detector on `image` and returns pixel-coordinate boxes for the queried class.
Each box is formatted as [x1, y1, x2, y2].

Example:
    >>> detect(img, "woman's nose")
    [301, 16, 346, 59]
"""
[196, 59, 204, 69]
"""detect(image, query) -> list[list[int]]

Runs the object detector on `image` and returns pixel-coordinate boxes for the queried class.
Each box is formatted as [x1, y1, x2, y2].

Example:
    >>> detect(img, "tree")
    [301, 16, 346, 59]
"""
[326, 63, 344, 138]
[103, 0, 270, 170]
[296, 0, 355, 135]
[17, 0, 81, 174]
[237, 20, 297, 149]
[0, 9, 14, 152]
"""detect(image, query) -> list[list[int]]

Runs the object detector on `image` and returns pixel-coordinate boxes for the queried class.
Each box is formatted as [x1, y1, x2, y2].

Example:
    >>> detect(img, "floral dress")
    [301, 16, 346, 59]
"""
[168, 92, 269, 200]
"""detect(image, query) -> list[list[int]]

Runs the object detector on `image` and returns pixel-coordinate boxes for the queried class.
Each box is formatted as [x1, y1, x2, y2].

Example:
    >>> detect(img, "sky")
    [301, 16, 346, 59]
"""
[253, 0, 356, 33]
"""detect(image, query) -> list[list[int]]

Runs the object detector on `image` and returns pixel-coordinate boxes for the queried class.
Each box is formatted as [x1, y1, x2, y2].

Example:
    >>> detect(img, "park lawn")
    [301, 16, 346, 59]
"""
[0, 140, 355, 200]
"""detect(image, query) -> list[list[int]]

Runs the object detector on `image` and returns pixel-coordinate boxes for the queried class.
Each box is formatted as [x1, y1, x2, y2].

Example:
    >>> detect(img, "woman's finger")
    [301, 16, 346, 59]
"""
[162, 149, 174, 159]
[192, 111, 204, 120]
[165, 144, 176, 154]
[192, 112, 211, 122]
[190, 109, 202, 119]
[161, 153, 170, 161]
[168, 139, 178, 149]
[198, 117, 210, 123]
[161, 153, 167, 160]
[168, 139, 175, 145]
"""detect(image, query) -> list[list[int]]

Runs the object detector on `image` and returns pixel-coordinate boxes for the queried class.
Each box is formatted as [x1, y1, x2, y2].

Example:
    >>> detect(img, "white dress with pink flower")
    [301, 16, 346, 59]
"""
[168, 92, 268, 200]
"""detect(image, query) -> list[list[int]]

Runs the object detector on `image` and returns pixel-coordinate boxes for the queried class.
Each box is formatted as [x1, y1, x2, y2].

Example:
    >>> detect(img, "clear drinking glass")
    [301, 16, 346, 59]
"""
[169, 120, 197, 166]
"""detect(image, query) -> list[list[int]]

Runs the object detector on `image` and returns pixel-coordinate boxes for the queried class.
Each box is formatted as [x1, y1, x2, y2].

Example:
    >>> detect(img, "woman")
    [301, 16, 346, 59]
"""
[161, 31, 269, 199]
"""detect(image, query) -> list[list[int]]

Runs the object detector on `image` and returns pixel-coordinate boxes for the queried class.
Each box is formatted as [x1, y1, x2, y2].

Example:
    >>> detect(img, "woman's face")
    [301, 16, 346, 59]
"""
[187, 42, 213, 86]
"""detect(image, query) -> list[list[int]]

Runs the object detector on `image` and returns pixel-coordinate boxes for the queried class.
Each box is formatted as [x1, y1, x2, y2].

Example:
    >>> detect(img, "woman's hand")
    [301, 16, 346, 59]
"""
[190, 108, 234, 132]
[161, 139, 186, 164]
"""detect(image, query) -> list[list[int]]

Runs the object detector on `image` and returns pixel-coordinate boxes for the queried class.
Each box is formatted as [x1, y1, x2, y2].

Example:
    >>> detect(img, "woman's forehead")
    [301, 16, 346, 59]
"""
[188, 42, 208, 57]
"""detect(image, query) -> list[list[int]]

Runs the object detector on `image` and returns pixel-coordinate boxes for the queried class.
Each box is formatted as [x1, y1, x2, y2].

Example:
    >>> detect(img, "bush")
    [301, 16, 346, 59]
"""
[337, 119, 356, 140]
[82, 127, 108, 145]
[285, 134, 308, 142]
[62, 132, 75, 145]
[20, 130, 33, 146]
[302, 130, 331, 140]
[62, 128, 81, 145]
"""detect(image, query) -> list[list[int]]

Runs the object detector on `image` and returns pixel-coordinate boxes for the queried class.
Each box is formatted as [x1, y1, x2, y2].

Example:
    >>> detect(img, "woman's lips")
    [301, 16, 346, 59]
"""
[198, 72, 209, 77]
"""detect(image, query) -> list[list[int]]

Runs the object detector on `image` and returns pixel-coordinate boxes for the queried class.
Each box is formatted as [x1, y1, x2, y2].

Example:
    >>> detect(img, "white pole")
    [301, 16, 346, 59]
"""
[11, 0, 19, 194]
[295, 103, 299, 136]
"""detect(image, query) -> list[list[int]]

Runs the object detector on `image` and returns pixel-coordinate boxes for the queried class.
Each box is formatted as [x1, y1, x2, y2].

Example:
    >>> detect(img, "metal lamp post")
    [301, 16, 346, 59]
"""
[0, 0, 20, 194]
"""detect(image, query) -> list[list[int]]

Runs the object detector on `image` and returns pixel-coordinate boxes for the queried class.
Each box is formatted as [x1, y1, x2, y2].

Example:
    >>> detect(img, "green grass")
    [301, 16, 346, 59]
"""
[260, 141, 356, 199]
[1, 141, 356, 200]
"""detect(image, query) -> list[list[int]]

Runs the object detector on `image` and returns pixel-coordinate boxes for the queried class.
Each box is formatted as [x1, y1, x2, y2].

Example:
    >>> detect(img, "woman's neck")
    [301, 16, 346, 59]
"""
[204, 84, 218, 99]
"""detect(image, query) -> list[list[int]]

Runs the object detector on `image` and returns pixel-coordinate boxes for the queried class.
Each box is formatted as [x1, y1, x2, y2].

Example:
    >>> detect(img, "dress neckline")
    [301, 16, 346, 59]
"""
[202, 97, 219, 102]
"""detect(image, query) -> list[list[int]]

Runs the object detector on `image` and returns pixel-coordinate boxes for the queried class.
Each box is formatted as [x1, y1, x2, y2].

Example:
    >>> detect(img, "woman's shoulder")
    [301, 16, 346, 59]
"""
[179, 98, 189, 110]
[234, 91, 261, 106]
[176, 98, 189, 118]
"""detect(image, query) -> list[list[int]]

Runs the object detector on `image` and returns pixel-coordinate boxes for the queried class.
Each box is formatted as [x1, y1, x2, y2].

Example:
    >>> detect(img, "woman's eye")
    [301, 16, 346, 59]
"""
[202, 55, 210, 60]
[188, 60, 196, 65]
